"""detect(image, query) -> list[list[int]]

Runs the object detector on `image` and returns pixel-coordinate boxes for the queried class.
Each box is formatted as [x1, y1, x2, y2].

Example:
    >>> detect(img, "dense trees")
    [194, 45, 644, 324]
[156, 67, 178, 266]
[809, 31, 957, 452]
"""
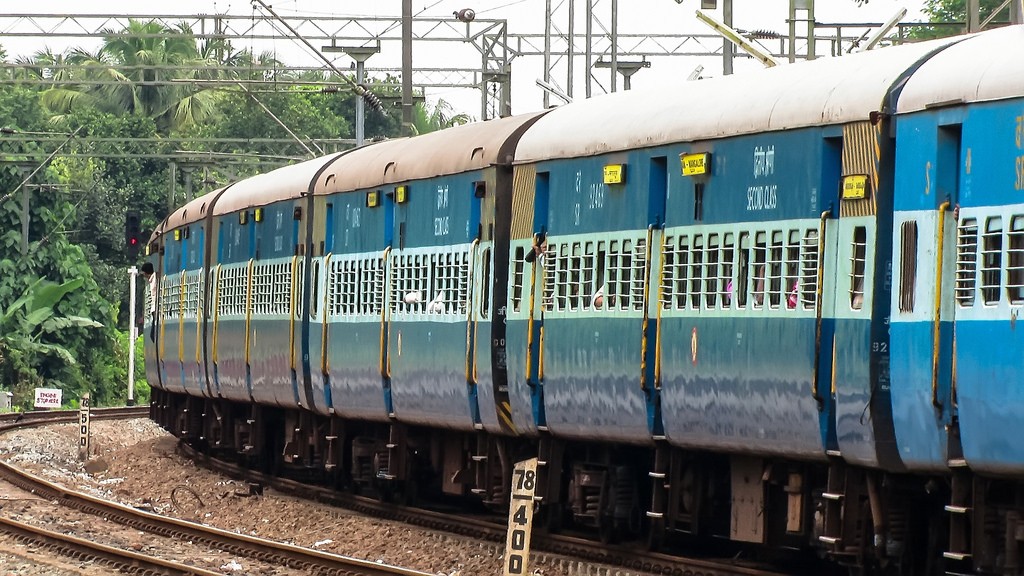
[0, 19, 446, 410]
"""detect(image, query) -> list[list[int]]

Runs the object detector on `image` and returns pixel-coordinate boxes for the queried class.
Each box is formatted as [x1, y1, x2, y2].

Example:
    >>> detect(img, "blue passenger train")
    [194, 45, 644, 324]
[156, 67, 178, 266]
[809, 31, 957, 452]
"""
[145, 25, 1024, 575]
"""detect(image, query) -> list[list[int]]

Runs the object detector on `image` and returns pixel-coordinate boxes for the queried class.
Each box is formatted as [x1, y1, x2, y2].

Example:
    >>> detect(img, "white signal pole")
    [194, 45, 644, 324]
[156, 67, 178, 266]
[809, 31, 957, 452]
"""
[128, 266, 137, 406]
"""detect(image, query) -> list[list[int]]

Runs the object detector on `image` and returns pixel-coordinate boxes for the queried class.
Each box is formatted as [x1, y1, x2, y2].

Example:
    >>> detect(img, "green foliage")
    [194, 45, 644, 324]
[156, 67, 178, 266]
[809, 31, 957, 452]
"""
[409, 99, 473, 136]
[0, 18, 418, 409]
[906, 0, 1013, 39]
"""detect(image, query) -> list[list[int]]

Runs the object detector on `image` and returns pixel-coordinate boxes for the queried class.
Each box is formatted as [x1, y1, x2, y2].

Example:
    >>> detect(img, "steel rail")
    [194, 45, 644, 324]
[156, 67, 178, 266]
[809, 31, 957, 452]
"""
[0, 516, 224, 576]
[0, 457, 430, 576]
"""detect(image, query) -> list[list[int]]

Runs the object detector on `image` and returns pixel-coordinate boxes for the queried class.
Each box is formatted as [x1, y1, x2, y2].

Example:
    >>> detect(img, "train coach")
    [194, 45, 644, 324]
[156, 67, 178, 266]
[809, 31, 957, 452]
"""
[145, 25, 1024, 575]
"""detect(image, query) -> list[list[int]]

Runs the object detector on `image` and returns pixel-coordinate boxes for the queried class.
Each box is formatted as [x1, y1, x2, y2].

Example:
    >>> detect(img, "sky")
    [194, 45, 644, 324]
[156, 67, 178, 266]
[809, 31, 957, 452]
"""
[5, 1, 930, 117]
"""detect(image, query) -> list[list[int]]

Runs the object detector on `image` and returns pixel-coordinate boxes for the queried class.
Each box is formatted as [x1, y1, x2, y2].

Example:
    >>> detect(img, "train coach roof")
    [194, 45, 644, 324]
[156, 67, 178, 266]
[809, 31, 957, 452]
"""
[213, 152, 346, 216]
[157, 186, 226, 241]
[515, 35, 962, 162]
[896, 25, 1024, 113]
[313, 112, 546, 194]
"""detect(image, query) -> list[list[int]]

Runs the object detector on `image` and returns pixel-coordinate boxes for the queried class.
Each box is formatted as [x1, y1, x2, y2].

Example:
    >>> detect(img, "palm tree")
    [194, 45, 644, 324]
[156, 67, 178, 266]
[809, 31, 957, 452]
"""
[409, 99, 473, 135]
[38, 19, 222, 134]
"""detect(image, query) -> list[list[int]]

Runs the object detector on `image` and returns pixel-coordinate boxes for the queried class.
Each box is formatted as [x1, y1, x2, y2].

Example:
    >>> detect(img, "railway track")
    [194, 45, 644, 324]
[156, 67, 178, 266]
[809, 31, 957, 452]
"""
[0, 405, 148, 431]
[181, 444, 796, 576]
[0, 408, 432, 576]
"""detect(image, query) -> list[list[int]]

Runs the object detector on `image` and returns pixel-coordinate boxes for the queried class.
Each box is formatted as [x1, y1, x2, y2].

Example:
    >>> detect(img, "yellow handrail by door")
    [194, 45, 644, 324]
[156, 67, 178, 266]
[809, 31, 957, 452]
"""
[931, 201, 951, 410]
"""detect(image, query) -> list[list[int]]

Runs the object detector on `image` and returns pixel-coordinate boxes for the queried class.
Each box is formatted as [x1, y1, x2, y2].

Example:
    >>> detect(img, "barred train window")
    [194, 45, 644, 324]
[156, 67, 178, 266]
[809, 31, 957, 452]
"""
[329, 255, 383, 317]
[511, 246, 525, 312]
[1009, 216, 1024, 304]
[704, 234, 719, 308]
[689, 235, 703, 309]
[850, 227, 866, 310]
[217, 266, 238, 317]
[161, 275, 180, 319]
[720, 233, 734, 307]
[659, 234, 692, 309]
[752, 232, 767, 308]
[981, 217, 1003, 305]
[785, 230, 801, 309]
[182, 271, 202, 319]
[541, 237, 644, 312]
[899, 221, 918, 313]
[390, 248, 470, 314]
[955, 218, 978, 307]
[737, 233, 750, 308]
[799, 229, 818, 310]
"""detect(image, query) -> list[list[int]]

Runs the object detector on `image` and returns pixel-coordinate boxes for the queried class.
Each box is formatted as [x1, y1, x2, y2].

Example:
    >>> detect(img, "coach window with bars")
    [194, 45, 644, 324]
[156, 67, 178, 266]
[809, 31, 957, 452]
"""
[329, 254, 384, 318]
[182, 271, 203, 320]
[981, 216, 1003, 305]
[955, 217, 979, 307]
[658, 226, 817, 312]
[798, 229, 819, 310]
[850, 226, 867, 311]
[161, 274, 181, 320]
[217, 265, 248, 317]
[390, 248, 470, 315]
[511, 245, 526, 313]
[540, 236, 645, 313]
[251, 262, 292, 316]
[1009, 216, 1024, 304]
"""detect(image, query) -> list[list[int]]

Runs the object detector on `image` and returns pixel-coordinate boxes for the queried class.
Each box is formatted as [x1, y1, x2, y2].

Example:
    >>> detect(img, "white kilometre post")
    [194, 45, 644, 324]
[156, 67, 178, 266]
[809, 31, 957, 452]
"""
[78, 393, 91, 461]
[128, 266, 137, 406]
[503, 457, 539, 576]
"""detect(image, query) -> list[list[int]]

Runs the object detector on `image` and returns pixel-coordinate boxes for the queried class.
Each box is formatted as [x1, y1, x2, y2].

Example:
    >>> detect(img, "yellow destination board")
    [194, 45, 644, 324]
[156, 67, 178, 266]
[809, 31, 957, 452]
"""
[603, 164, 625, 184]
[681, 152, 710, 176]
[842, 175, 868, 200]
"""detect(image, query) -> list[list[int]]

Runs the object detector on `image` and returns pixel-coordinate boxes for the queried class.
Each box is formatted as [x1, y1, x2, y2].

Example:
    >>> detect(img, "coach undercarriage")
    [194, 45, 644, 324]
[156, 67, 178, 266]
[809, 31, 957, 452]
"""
[149, 388, 1024, 575]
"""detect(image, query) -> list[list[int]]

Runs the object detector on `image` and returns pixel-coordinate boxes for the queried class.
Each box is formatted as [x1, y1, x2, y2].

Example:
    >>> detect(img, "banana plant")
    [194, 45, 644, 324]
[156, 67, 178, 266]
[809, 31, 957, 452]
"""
[0, 277, 103, 370]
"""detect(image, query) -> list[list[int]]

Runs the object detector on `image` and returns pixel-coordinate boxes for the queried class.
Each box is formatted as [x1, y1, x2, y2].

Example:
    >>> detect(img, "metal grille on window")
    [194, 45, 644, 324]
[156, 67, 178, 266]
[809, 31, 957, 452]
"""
[161, 275, 180, 319]
[429, 249, 470, 315]
[1008, 216, 1024, 304]
[630, 239, 646, 311]
[768, 230, 784, 308]
[217, 266, 237, 317]
[689, 235, 703, 309]
[850, 226, 867, 310]
[784, 230, 801, 310]
[511, 246, 525, 313]
[329, 256, 381, 317]
[659, 234, 689, 310]
[391, 252, 429, 314]
[752, 232, 767, 309]
[955, 218, 978, 307]
[719, 234, 734, 308]
[799, 229, 819, 310]
[737, 233, 750, 308]
[182, 270, 202, 319]
[704, 234, 720, 308]
[898, 221, 918, 313]
[981, 217, 1002, 305]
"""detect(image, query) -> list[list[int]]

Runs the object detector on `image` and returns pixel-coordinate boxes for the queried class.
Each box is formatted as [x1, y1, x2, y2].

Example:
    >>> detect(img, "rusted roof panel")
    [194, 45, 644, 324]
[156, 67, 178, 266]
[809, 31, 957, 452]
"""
[516, 35, 961, 162]
[213, 152, 346, 216]
[315, 112, 546, 194]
